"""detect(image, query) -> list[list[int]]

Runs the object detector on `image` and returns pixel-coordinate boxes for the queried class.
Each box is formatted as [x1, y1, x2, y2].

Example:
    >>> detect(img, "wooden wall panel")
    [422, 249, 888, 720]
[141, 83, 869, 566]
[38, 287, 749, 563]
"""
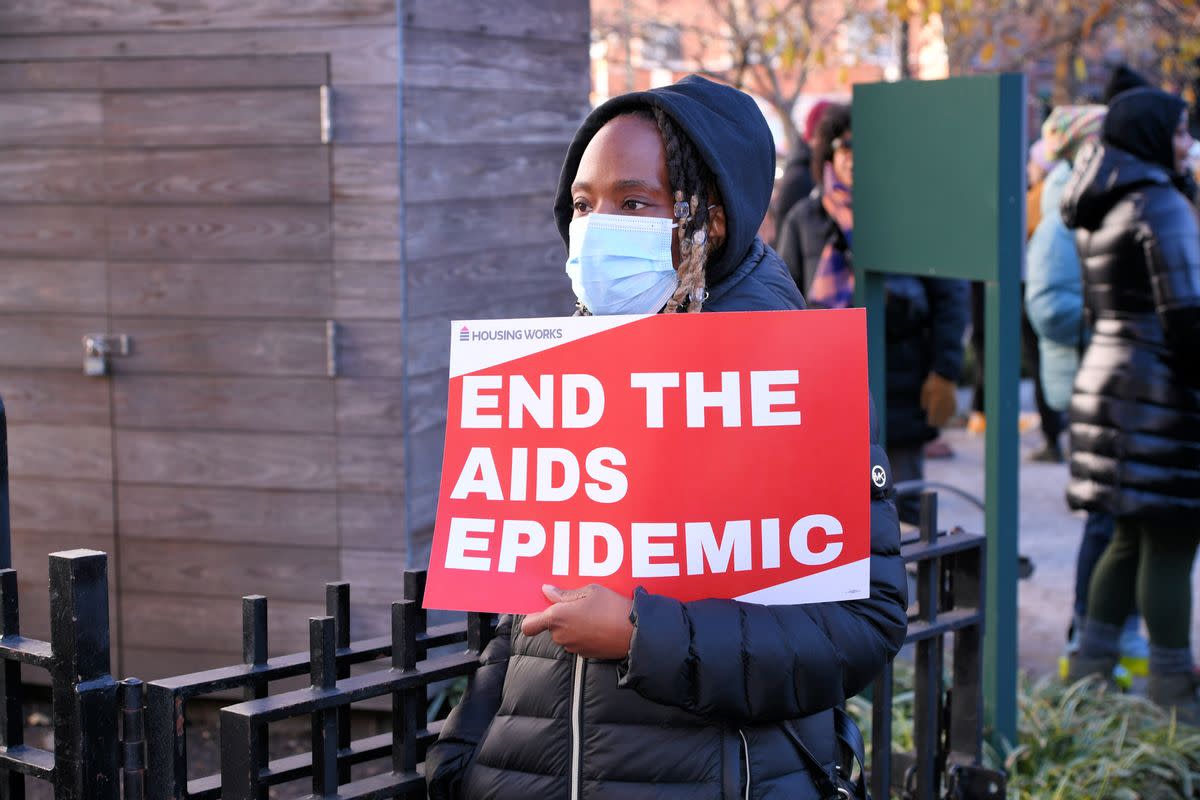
[0, 92, 102, 146]
[403, 0, 590, 42]
[333, 146, 399, 203]
[0, 150, 102, 203]
[0, 207, 106, 258]
[335, 379, 403, 436]
[335, 321, 403, 378]
[333, 262, 401, 319]
[103, 148, 330, 205]
[0, 373, 111, 426]
[405, 195, 561, 260]
[107, 318, 329, 377]
[404, 88, 587, 146]
[404, 143, 563, 203]
[107, 206, 330, 262]
[404, 28, 590, 93]
[0, 55, 329, 91]
[332, 202, 398, 262]
[0, 0, 396, 34]
[337, 436, 403, 493]
[339, 549, 406, 606]
[331, 86, 398, 145]
[0, 316, 108, 369]
[117, 485, 338, 547]
[6, 424, 112, 481]
[0, 28, 398, 85]
[0, 261, 107, 313]
[405, 242, 570, 317]
[112, 376, 335, 433]
[119, 592, 320, 654]
[109, 262, 332, 318]
[104, 90, 322, 147]
[115, 430, 337, 490]
[338, 492, 404, 551]
[9, 479, 114, 534]
[119, 539, 339, 601]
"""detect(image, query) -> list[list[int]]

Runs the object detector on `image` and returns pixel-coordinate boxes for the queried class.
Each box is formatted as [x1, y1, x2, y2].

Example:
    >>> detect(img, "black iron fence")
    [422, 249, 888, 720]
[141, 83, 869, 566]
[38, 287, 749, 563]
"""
[0, 396, 1004, 799]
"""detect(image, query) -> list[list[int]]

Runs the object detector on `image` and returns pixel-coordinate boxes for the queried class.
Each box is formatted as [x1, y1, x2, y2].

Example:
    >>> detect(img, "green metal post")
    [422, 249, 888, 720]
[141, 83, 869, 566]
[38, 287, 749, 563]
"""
[857, 274, 888, 444]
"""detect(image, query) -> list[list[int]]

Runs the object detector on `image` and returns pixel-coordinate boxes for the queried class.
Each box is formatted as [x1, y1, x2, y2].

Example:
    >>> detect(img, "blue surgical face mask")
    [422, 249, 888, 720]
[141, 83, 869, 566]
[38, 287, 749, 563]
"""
[565, 213, 679, 315]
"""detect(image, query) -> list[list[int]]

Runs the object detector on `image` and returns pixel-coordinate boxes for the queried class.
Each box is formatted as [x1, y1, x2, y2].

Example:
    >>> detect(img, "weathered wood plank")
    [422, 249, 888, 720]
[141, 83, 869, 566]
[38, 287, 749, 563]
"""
[119, 592, 321, 654]
[0, 315, 109, 369]
[333, 262, 401, 319]
[335, 379, 403, 436]
[332, 146, 399, 203]
[100, 55, 329, 89]
[9, 479, 114, 534]
[0, 92, 102, 146]
[0, 260, 107, 313]
[404, 0, 589, 43]
[0, 207, 106, 259]
[0, 55, 329, 90]
[0, 372, 111, 426]
[115, 430, 337, 490]
[103, 89, 322, 147]
[331, 85, 397, 145]
[405, 242, 570, 317]
[102, 147, 330, 205]
[7, 424, 112, 481]
[405, 143, 563, 203]
[109, 261, 332, 318]
[0, 1, 395, 34]
[404, 27, 589, 94]
[0, 28, 399, 85]
[339, 549, 406, 606]
[107, 206, 329, 262]
[337, 436, 403, 492]
[117, 485, 338, 546]
[0, 149, 102, 203]
[338, 492, 404, 551]
[404, 195, 561, 260]
[106, 318, 329, 377]
[335, 321, 403, 378]
[119, 538, 339, 602]
[333, 201, 398, 262]
[112, 375, 335, 433]
[404, 87, 585, 146]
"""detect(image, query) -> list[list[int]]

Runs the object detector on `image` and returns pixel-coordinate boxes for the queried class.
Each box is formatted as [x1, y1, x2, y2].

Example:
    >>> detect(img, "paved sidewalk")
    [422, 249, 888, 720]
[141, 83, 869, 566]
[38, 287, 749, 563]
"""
[921, 386, 1200, 678]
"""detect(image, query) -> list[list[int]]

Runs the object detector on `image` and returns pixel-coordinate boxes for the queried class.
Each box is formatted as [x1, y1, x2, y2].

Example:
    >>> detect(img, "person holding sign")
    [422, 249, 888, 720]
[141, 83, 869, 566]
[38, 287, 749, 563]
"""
[425, 76, 908, 800]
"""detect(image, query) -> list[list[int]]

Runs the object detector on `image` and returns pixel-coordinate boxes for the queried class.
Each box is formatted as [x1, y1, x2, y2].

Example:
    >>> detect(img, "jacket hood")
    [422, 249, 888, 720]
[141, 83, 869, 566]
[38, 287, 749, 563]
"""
[553, 75, 775, 286]
[1060, 141, 1172, 231]
[1103, 63, 1151, 105]
[1102, 87, 1187, 173]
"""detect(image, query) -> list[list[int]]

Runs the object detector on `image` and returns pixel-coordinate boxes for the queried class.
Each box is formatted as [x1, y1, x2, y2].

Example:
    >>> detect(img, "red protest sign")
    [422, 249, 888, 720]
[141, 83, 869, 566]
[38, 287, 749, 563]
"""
[422, 309, 870, 614]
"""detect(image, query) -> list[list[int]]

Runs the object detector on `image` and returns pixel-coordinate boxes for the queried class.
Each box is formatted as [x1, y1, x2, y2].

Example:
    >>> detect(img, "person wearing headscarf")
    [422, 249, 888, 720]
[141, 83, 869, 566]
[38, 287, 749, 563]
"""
[1061, 87, 1200, 724]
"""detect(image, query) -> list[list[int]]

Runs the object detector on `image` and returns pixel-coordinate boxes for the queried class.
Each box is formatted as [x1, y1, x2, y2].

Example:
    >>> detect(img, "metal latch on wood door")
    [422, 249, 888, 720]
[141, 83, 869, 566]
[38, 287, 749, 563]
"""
[82, 333, 131, 377]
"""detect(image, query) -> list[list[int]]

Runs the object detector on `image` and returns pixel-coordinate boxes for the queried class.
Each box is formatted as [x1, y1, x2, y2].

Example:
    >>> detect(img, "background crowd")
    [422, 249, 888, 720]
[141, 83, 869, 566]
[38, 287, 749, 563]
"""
[767, 63, 1200, 724]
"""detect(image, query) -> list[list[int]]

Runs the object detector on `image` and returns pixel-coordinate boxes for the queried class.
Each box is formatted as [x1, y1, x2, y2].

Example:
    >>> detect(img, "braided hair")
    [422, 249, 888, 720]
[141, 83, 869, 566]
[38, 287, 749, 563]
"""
[623, 107, 722, 313]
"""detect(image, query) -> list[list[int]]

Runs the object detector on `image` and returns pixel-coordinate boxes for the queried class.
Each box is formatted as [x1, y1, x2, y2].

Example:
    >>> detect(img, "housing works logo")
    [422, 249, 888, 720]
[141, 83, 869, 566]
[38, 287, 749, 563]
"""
[458, 325, 565, 343]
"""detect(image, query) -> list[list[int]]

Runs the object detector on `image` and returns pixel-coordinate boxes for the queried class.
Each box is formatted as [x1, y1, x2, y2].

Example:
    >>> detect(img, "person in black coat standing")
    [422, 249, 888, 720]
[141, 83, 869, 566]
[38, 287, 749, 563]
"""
[776, 105, 969, 525]
[424, 76, 908, 800]
[1062, 87, 1200, 723]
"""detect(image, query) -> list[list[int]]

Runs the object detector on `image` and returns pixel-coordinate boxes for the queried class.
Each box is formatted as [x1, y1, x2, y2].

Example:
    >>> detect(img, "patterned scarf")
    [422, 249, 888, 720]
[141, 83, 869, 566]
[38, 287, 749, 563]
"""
[807, 163, 855, 309]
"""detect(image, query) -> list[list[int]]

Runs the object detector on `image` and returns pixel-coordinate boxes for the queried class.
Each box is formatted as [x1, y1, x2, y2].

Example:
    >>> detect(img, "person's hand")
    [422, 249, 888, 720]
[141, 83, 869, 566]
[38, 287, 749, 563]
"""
[920, 371, 958, 428]
[520, 584, 634, 659]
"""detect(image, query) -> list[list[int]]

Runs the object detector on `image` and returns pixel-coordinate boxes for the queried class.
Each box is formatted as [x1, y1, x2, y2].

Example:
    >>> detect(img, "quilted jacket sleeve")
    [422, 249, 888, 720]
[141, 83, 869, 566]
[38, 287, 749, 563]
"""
[1025, 165, 1084, 348]
[425, 616, 513, 800]
[617, 398, 908, 723]
[1143, 188, 1200, 384]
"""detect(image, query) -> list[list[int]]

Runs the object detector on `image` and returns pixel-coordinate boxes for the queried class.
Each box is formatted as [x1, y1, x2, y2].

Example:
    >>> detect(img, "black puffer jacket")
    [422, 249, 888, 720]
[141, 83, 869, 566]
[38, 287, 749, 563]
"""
[426, 76, 907, 800]
[776, 190, 969, 447]
[1061, 140, 1200, 520]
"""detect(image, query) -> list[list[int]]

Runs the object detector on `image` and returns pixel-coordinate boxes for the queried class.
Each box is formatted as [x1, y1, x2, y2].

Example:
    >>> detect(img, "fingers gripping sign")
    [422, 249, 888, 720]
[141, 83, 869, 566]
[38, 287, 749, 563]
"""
[520, 584, 635, 659]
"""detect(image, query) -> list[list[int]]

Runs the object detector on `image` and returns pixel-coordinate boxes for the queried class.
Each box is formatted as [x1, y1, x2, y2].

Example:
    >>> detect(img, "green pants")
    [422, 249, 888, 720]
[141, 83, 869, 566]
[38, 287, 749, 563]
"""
[1087, 518, 1200, 649]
